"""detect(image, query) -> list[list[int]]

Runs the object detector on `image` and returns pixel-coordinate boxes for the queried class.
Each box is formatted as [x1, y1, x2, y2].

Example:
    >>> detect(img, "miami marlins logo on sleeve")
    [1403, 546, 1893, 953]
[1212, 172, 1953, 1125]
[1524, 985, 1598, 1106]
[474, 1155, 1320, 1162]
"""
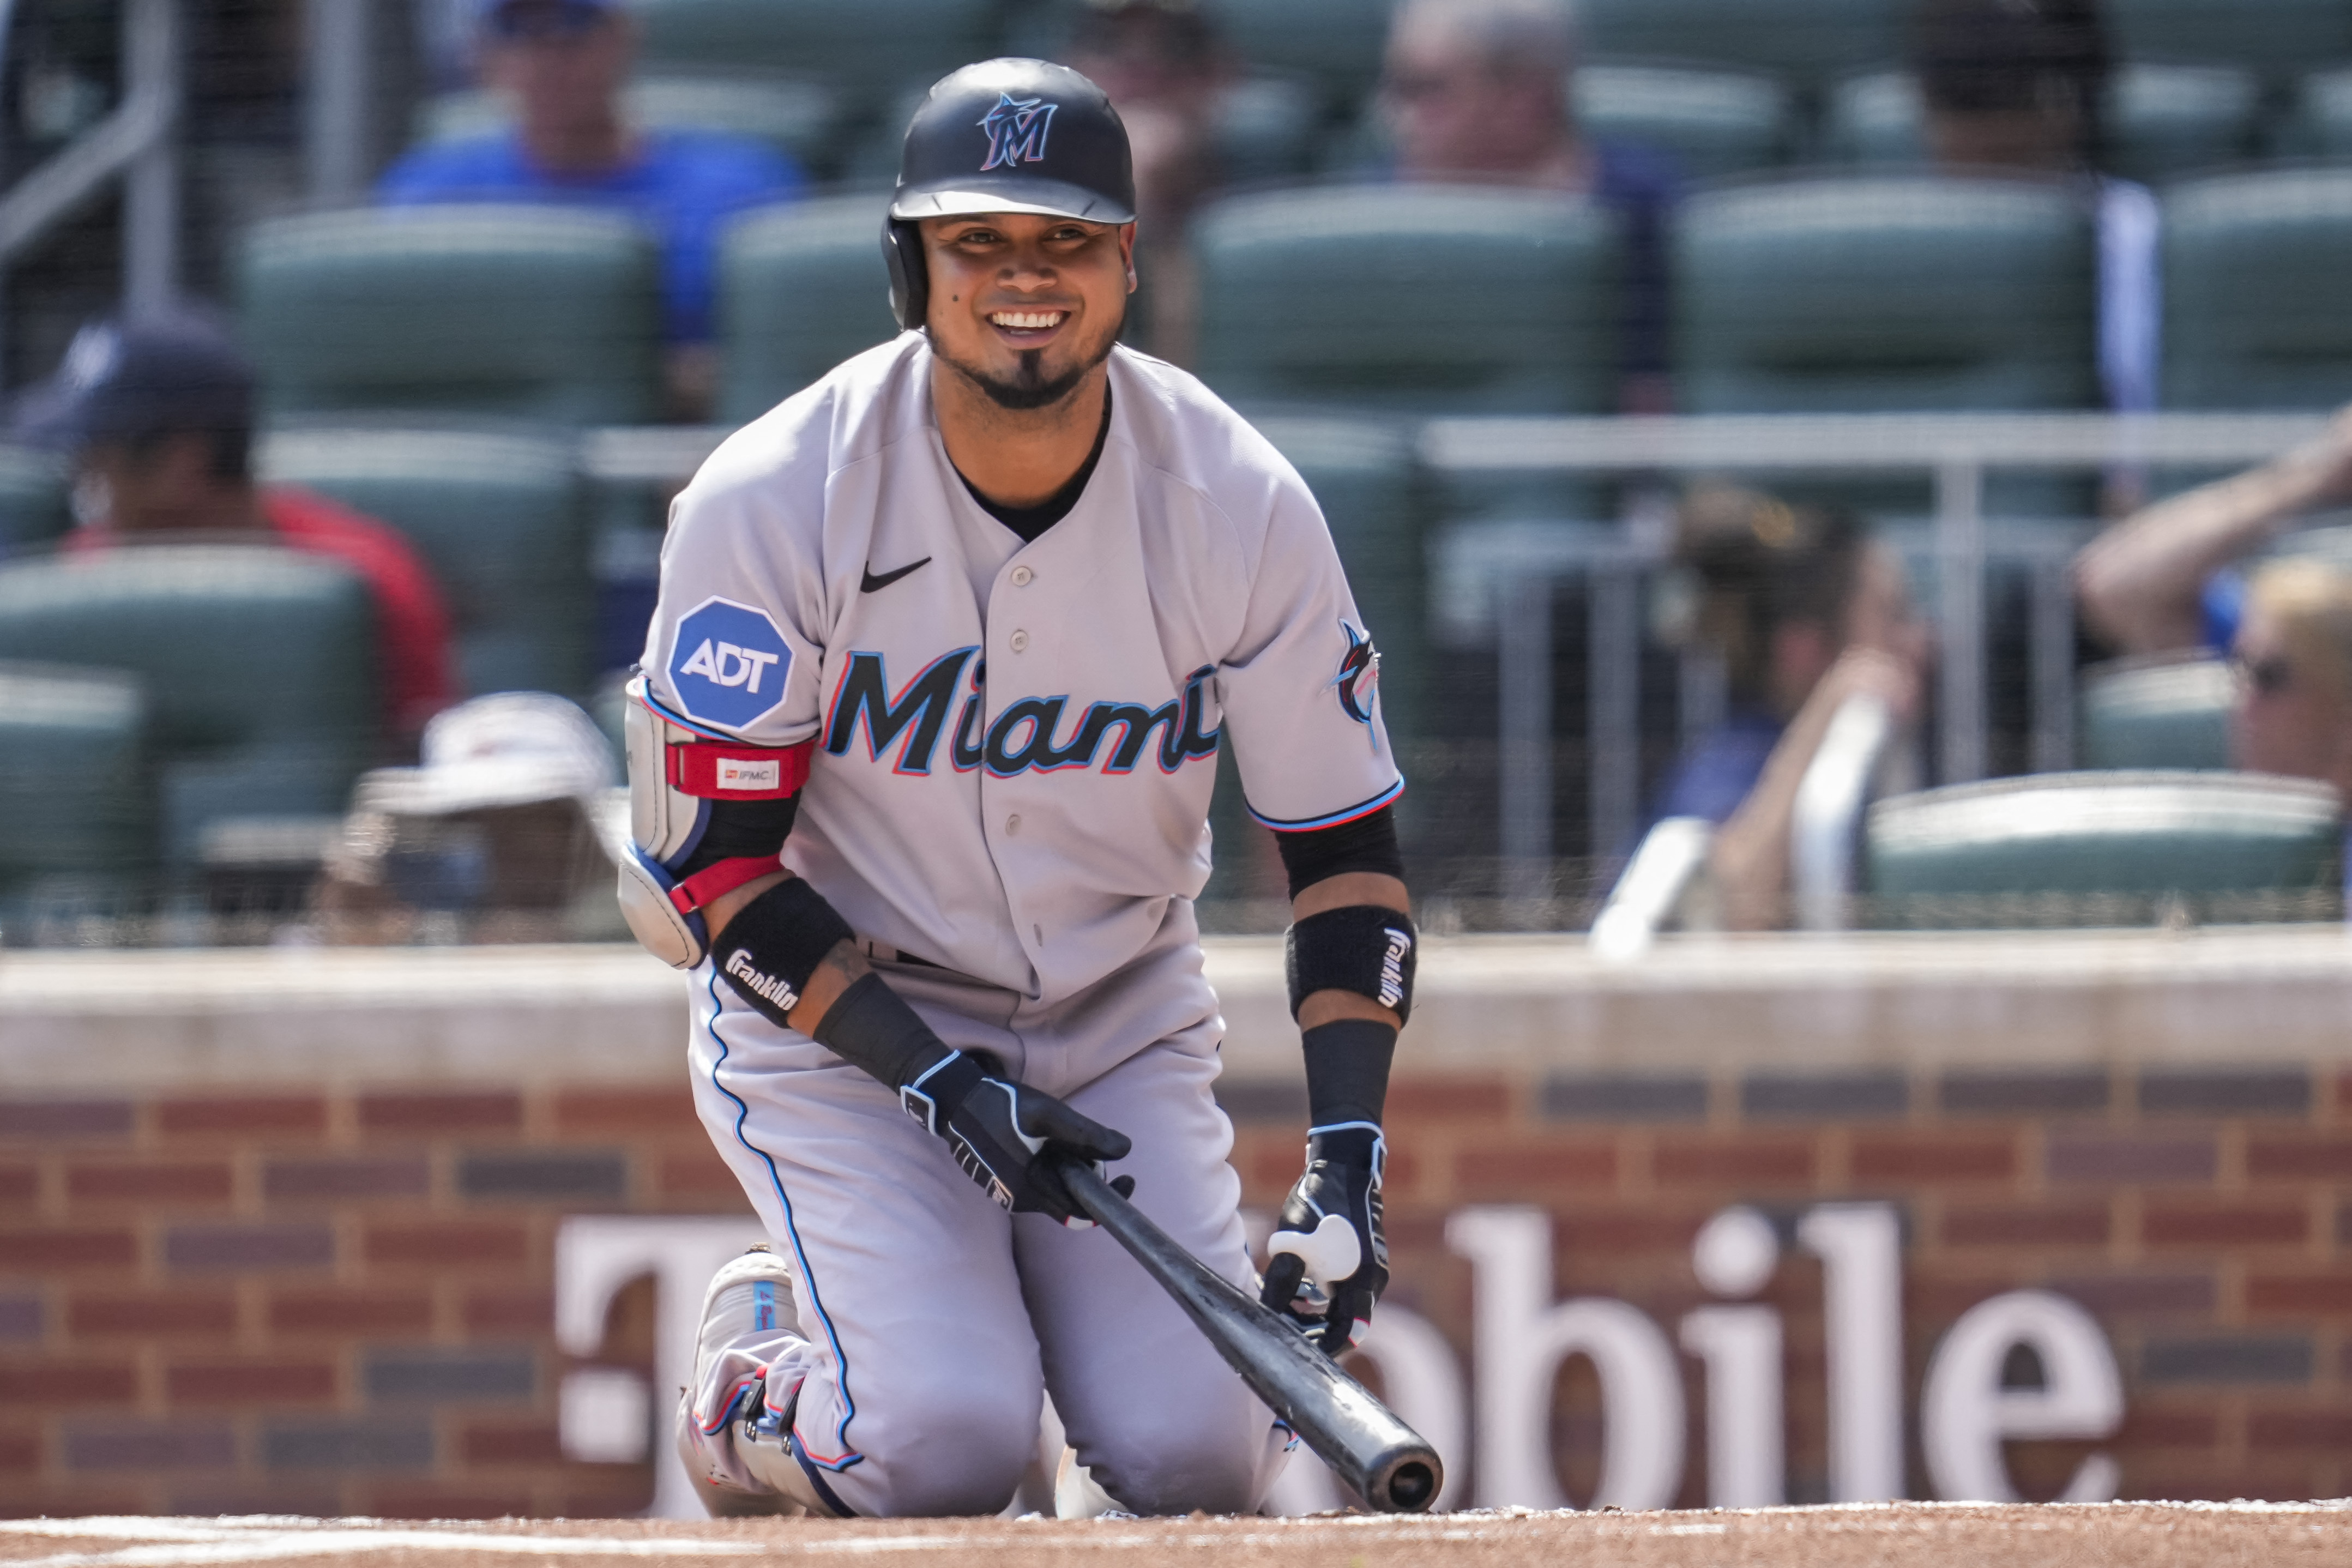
[670, 596, 792, 731]
[1332, 620, 1381, 726]
[979, 93, 1057, 171]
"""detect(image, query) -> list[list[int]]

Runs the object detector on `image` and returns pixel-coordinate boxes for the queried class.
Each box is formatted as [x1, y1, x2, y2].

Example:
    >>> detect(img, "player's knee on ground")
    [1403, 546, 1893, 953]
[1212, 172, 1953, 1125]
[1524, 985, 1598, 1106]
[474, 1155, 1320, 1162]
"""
[841, 1384, 1038, 1518]
[1077, 1410, 1266, 1516]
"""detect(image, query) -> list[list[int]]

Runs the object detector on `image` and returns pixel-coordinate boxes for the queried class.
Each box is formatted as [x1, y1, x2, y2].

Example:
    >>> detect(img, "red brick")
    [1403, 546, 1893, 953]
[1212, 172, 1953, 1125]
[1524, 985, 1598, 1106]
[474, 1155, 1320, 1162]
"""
[0, 1167, 35, 1206]
[1386, 1077, 1513, 1121]
[364, 1222, 527, 1267]
[463, 1289, 553, 1336]
[1553, 1208, 1706, 1253]
[358, 1094, 520, 1133]
[553, 1089, 697, 1136]
[2117, 1407, 2221, 1448]
[2247, 1273, 2352, 1314]
[66, 1162, 233, 1204]
[2249, 1412, 2352, 1449]
[68, 1292, 237, 1338]
[658, 1151, 742, 1199]
[460, 1420, 563, 1466]
[165, 1361, 336, 1404]
[1654, 1137, 1813, 1187]
[1850, 1134, 2016, 1184]
[155, 1097, 325, 1138]
[1940, 1204, 2110, 1247]
[268, 1289, 432, 1336]
[2247, 1135, 2352, 1181]
[2143, 1203, 2309, 1248]
[0, 1229, 136, 1270]
[363, 1486, 536, 1521]
[0, 1433, 37, 1472]
[1453, 1141, 1614, 1194]
[0, 1363, 136, 1403]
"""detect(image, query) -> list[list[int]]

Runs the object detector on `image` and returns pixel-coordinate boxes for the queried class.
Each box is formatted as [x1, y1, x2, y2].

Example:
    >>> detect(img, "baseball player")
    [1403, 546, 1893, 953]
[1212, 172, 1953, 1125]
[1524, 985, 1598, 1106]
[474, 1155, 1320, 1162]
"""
[618, 57, 1415, 1519]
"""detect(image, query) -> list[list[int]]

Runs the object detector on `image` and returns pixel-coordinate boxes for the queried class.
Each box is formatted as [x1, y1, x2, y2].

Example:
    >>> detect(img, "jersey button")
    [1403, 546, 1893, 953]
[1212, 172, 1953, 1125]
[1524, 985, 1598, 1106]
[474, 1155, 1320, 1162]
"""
[1005, 814, 1022, 835]
[1009, 630, 1030, 653]
[1011, 565, 1034, 587]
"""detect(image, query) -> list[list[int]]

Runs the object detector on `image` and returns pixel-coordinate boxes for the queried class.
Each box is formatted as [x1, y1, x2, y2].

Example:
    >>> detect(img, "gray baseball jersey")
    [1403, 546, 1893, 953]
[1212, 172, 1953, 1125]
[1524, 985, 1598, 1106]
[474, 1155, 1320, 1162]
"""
[655, 331, 1399, 1516]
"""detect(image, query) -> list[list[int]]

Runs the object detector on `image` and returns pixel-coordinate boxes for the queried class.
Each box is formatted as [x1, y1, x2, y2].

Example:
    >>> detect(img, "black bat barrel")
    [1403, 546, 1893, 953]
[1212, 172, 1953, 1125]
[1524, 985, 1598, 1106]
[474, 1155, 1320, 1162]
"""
[1058, 1160, 1442, 1513]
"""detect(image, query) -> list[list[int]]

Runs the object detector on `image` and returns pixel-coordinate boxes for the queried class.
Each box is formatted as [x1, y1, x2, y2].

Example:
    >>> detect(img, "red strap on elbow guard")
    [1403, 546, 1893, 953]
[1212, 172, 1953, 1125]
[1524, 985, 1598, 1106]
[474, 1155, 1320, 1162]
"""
[667, 739, 813, 800]
[668, 854, 786, 916]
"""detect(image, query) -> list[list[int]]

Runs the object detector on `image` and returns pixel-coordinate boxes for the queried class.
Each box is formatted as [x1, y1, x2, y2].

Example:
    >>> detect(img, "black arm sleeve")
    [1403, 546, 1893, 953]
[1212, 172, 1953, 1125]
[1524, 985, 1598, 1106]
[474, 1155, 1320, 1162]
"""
[1270, 804, 1404, 901]
[677, 796, 799, 878]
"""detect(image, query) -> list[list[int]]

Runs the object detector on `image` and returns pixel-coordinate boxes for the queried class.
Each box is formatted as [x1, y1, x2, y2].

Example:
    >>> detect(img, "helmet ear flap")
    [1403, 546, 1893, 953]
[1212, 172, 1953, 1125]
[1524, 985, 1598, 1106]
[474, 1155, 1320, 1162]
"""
[883, 219, 927, 331]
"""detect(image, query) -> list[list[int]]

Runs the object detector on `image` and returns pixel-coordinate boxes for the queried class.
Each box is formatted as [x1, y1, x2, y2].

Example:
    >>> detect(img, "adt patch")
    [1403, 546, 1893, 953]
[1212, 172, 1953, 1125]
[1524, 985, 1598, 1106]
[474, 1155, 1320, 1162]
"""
[670, 597, 792, 730]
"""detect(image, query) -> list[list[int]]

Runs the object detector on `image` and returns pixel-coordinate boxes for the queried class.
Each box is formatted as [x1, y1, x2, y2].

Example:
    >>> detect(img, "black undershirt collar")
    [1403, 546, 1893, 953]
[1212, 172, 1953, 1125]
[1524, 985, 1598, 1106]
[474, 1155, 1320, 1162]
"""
[956, 385, 1113, 545]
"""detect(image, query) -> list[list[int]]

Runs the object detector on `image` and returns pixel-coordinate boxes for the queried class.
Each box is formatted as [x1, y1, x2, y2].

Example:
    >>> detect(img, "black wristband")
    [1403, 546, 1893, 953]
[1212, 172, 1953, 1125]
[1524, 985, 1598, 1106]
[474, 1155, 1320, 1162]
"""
[709, 877, 855, 1027]
[811, 971, 956, 1091]
[1301, 1017, 1396, 1128]
[1284, 905, 1417, 1023]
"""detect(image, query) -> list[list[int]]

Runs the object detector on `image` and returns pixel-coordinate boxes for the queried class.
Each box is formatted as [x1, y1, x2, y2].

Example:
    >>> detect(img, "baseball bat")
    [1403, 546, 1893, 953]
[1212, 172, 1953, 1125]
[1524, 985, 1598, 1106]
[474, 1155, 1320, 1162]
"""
[1057, 1158, 1442, 1513]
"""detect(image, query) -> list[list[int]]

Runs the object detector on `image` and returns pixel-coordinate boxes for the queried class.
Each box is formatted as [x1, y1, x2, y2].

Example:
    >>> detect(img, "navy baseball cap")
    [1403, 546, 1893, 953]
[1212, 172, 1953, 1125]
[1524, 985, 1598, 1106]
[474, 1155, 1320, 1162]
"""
[890, 59, 1137, 226]
[13, 315, 254, 453]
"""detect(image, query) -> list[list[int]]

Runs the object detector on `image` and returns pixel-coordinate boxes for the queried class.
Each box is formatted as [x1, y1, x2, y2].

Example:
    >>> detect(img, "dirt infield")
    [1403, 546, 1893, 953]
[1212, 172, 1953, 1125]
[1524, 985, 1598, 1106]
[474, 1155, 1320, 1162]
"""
[3, 1503, 2349, 1567]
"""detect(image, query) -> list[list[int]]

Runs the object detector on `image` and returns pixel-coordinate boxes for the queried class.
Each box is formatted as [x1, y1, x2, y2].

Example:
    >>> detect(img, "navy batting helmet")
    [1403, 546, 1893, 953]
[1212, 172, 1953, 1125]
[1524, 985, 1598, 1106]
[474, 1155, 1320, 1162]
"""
[882, 58, 1137, 331]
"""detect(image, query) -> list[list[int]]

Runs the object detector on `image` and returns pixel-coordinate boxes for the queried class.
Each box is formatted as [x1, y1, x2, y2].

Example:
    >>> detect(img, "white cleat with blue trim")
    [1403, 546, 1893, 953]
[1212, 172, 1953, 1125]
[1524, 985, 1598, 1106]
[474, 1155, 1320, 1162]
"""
[674, 1244, 834, 1517]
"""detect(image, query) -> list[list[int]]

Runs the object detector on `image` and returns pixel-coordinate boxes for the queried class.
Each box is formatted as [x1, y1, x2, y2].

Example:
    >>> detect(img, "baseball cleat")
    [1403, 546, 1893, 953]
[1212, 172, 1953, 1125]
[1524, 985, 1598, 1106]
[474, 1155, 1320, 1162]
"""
[675, 1244, 809, 1517]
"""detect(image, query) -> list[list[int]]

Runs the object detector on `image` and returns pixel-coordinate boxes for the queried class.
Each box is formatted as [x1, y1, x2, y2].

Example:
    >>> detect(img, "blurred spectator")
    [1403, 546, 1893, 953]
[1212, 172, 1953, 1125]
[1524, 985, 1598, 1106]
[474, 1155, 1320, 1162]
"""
[1655, 486, 1928, 928]
[1914, 0, 2157, 424]
[313, 691, 624, 943]
[15, 314, 456, 743]
[2077, 408, 2352, 657]
[1065, 0, 1233, 363]
[1379, 0, 1679, 411]
[376, 0, 805, 418]
[2228, 562, 2352, 805]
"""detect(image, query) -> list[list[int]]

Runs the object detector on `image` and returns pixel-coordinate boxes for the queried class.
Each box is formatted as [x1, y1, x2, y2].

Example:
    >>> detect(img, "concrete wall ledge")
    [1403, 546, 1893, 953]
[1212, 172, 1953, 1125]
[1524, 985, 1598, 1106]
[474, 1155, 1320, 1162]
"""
[3, 925, 2350, 1090]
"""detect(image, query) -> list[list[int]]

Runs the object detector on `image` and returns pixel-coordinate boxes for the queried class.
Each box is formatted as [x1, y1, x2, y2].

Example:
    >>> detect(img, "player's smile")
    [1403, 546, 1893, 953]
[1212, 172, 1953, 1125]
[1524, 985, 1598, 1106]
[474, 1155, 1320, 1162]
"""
[987, 307, 1070, 345]
[920, 211, 1134, 409]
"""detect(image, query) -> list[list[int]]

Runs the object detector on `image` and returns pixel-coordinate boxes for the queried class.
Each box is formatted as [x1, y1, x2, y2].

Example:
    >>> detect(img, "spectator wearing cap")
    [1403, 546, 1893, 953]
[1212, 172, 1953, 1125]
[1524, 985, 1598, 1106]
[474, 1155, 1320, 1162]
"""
[18, 315, 457, 744]
[375, 0, 805, 418]
[313, 691, 625, 944]
[1065, 0, 1233, 364]
[1378, 0, 1680, 412]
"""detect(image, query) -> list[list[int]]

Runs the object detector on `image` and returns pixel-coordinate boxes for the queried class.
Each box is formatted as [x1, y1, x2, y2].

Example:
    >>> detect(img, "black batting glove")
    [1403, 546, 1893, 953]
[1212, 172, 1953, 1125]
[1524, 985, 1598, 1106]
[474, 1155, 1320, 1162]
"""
[1259, 1122, 1389, 1355]
[900, 1051, 1133, 1227]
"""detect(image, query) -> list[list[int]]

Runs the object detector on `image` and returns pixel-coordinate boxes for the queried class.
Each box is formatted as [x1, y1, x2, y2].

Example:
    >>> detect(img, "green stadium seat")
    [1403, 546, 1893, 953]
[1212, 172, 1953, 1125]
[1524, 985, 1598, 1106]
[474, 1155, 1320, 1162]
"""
[0, 445, 69, 556]
[1677, 175, 2099, 413]
[417, 75, 843, 172]
[717, 193, 902, 424]
[260, 423, 595, 700]
[1573, 65, 1793, 180]
[1580, 0, 1903, 84]
[2108, 0, 2352, 82]
[1824, 65, 2260, 182]
[2162, 169, 2352, 409]
[1218, 77, 1324, 186]
[0, 664, 155, 909]
[632, 0, 998, 106]
[2287, 70, 2352, 158]
[0, 546, 377, 871]
[1865, 770, 2342, 926]
[1198, 0, 1393, 113]
[1192, 185, 1623, 415]
[2078, 657, 2232, 770]
[240, 206, 662, 426]
[1820, 70, 1923, 164]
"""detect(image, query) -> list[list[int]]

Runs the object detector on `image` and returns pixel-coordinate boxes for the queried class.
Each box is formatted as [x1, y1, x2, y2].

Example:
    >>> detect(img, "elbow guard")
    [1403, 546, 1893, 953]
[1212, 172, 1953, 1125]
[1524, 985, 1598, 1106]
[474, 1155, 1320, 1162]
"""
[617, 673, 815, 969]
[1284, 905, 1417, 1024]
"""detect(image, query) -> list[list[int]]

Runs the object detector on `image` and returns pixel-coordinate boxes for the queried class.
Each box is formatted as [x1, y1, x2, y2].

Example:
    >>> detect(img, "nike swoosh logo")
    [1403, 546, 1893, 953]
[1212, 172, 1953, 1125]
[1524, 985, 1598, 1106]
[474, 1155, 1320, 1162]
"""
[860, 557, 932, 594]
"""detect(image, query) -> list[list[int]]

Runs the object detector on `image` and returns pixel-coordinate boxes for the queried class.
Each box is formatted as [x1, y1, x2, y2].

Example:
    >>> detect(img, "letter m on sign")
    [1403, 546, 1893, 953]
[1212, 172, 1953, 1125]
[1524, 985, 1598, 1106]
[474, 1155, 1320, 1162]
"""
[824, 648, 976, 775]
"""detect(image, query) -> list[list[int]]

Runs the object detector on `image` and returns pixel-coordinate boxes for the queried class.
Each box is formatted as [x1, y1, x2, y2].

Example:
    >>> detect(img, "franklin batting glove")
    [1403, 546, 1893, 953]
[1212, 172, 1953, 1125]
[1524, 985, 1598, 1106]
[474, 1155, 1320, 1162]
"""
[901, 1051, 1134, 1226]
[1259, 1122, 1389, 1355]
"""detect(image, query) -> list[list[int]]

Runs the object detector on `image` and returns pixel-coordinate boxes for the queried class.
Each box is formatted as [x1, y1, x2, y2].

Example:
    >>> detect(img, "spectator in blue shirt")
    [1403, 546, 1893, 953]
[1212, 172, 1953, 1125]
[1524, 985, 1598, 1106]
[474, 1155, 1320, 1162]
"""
[377, 0, 803, 417]
[1653, 486, 1928, 928]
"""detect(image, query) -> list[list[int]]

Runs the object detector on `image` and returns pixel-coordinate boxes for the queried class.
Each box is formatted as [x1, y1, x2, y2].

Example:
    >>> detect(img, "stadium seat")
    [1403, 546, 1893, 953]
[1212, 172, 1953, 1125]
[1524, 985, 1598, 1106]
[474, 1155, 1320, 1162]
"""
[1217, 77, 1324, 187]
[0, 546, 377, 871]
[417, 75, 843, 172]
[2107, 0, 2352, 82]
[1573, 65, 1793, 180]
[2287, 69, 2352, 158]
[1677, 176, 2099, 414]
[632, 0, 998, 106]
[1579, 0, 1903, 85]
[2162, 168, 2352, 409]
[239, 206, 662, 426]
[2077, 657, 2232, 770]
[717, 193, 902, 424]
[0, 664, 155, 906]
[1820, 70, 1923, 164]
[1823, 65, 2261, 182]
[260, 423, 595, 700]
[0, 445, 69, 556]
[1197, 0, 1393, 114]
[1192, 185, 1622, 415]
[1864, 770, 2341, 926]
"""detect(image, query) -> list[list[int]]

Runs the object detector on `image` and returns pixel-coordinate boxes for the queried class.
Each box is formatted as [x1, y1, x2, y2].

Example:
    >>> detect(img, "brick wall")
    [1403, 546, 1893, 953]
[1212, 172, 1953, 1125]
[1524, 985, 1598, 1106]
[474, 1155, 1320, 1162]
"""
[7, 1054, 2352, 1515]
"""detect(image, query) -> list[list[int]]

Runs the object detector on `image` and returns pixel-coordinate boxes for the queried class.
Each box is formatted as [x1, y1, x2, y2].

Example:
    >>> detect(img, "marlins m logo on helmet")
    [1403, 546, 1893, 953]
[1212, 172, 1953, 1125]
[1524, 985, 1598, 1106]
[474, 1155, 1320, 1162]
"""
[979, 93, 1058, 171]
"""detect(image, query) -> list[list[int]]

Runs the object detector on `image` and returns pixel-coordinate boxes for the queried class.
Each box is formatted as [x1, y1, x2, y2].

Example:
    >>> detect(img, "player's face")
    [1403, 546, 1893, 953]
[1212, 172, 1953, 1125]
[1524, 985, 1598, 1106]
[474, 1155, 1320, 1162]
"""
[921, 213, 1136, 412]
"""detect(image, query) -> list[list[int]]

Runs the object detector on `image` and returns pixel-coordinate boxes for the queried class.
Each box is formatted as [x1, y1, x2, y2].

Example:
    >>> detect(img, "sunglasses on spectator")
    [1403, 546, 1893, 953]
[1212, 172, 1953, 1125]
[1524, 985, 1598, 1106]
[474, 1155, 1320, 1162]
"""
[2234, 652, 2295, 697]
[486, 0, 610, 43]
